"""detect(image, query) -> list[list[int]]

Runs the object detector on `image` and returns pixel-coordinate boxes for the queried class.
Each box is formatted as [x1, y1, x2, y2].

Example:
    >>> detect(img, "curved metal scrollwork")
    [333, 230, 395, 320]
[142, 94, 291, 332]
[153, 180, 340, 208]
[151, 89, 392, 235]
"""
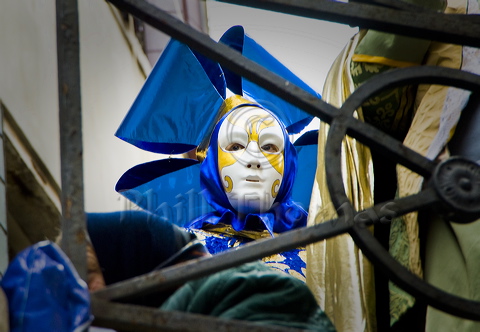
[325, 65, 480, 320]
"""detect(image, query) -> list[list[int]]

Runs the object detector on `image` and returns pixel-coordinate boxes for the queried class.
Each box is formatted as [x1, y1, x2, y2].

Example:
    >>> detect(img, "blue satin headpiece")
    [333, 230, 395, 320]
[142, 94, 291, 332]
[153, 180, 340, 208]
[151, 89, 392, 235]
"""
[115, 25, 320, 233]
[187, 105, 305, 235]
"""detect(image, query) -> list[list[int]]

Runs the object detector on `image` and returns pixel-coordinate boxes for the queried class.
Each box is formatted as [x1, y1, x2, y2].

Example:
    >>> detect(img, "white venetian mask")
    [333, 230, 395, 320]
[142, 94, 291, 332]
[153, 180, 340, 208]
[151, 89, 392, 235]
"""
[217, 106, 285, 214]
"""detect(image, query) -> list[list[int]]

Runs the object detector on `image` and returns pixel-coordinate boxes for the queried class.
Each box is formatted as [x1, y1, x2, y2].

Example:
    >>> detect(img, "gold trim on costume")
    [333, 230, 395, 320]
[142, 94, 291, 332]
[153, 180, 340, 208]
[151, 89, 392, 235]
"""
[352, 54, 419, 68]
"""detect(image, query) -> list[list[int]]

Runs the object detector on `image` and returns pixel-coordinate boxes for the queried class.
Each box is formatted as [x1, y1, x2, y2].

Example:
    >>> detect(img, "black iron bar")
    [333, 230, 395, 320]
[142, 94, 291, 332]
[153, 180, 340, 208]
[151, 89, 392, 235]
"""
[341, 66, 480, 178]
[350, 224, 480, 321]
[56, 0, 87, 281]
[218, 0, 480, 48]
[349, 0, 432, 11]
[93, 217, 350, 301]
[91, 298, 307, 332]
[352, 187, 441, 227]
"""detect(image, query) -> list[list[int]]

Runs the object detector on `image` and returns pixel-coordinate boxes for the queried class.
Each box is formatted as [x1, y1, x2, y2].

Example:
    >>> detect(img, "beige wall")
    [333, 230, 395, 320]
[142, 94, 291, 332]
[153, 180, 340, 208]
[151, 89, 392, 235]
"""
[0, 0, 158, 216]
[79, 2, 158, 213]
[0, 0, 60, 185]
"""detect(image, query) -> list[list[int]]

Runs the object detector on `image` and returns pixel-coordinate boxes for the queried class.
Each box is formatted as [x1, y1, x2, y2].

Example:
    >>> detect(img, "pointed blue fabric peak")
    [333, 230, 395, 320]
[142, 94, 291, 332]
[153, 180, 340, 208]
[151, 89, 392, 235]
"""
[116, 158, 214, 226]
[115, 40, 226, 154]
[115, 158, 200, 193]
[219, 25, 319, 134]
[115, 25, 321, 155]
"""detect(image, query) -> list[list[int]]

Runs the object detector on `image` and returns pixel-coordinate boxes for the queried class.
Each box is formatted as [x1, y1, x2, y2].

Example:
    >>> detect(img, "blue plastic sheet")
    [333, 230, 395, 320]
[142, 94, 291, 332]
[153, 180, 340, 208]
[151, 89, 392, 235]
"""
[1, 241, 92, 332]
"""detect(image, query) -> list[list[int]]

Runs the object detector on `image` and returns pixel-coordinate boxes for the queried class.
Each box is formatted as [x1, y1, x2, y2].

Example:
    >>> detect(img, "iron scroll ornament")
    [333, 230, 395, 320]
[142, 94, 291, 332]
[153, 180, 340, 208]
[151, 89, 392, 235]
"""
[324, 65, 480, 321]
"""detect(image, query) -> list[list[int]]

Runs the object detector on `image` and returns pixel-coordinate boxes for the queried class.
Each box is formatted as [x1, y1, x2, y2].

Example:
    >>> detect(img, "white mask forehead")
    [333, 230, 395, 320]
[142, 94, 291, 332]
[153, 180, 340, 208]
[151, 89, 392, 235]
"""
[218, 106, 284, 151]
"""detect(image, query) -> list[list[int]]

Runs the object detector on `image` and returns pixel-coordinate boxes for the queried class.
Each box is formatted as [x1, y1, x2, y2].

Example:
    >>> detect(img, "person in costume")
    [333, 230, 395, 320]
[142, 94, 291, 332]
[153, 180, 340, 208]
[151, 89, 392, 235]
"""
[307, 0, 480, 331]
[83, 24, 335, 330]
[114, 25, 321, 281]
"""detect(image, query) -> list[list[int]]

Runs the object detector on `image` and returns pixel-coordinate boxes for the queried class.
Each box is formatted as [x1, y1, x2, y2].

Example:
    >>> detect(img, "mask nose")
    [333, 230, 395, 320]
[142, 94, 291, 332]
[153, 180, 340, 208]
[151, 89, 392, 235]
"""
[244, 141, 263, 169]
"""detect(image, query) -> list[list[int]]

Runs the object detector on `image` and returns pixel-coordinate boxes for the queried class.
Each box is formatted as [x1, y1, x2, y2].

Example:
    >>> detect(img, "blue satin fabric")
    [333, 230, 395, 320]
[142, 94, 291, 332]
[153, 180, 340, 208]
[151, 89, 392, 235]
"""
[116, 158, 214, 226]
[115, 40, 226, 154]
[186, 107, 307, 235]
[115, 25, 320, 155]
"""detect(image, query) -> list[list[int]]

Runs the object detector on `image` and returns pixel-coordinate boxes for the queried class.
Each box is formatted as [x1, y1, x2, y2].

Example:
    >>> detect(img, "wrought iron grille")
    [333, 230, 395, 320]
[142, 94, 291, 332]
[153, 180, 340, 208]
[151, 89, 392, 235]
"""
[56, 0, 480, 330]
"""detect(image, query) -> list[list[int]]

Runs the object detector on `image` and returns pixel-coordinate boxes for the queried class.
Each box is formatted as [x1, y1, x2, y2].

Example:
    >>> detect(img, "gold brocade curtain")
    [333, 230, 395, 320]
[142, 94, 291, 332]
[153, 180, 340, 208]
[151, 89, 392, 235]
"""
[306, 31, 377, 332]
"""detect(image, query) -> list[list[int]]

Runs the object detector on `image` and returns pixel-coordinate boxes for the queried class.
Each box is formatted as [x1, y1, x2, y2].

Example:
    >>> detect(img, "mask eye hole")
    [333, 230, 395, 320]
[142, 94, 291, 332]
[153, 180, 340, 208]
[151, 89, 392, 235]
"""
[225, 143, 245, 152]
[261, 144, 279, 153]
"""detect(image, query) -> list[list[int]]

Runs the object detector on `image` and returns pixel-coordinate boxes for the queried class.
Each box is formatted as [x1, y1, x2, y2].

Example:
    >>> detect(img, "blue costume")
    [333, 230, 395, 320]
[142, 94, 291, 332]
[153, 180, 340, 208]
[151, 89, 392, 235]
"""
[115, 25, 321, 280]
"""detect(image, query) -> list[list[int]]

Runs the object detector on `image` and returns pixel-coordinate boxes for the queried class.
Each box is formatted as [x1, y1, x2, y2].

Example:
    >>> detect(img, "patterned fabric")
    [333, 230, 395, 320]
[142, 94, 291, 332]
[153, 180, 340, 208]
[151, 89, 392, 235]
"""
[388, 212, 416, 325]
[193, 228, 307, 282]
[350, 61, 416, 140]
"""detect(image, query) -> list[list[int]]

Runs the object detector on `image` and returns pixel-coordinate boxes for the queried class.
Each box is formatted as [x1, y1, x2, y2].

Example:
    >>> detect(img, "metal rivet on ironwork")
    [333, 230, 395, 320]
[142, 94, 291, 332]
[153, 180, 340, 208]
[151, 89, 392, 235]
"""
[432, 156, 480, 223]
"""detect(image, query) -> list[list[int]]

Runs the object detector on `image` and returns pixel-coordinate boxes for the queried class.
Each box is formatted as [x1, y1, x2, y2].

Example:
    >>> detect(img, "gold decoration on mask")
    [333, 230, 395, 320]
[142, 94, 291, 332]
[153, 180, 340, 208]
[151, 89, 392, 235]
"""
[196, 95, 260, 161]
[264, 152, 284, 176]
[223, 175, 233, 193]
[271, 179, 280, 198]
